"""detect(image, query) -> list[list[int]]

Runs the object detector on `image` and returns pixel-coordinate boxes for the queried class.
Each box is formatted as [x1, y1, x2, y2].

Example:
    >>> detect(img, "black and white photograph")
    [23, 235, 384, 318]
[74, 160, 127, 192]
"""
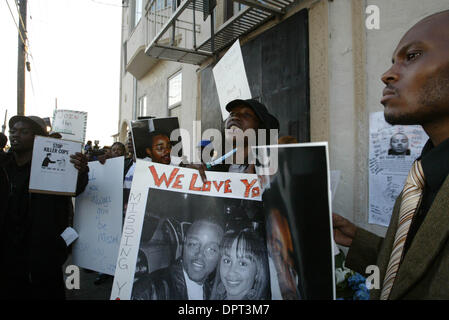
[131, 189, 268, 300]
[387, 133, 411, 156]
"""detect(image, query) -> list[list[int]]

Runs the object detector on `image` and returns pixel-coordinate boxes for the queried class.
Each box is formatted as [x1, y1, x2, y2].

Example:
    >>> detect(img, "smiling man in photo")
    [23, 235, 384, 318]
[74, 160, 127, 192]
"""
[132, 218, 224, 300]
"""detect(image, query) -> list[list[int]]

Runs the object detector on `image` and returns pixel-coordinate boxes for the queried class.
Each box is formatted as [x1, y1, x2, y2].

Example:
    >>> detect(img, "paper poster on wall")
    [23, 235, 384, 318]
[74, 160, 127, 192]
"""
[111, 161, 271, 300]
[52, 109, 88, 143]
[72, 157, 124, 275]
[368, 112, 428, 227]
[29, 135, 82, 196]
[255, 142, 335, 300]
[213, 39, 252, 120]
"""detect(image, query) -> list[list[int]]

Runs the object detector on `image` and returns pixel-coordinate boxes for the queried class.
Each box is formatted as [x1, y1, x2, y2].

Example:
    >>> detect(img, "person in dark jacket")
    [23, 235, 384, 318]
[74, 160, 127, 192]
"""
[0, 115, 88, 300]
[0, 132, 7, 154]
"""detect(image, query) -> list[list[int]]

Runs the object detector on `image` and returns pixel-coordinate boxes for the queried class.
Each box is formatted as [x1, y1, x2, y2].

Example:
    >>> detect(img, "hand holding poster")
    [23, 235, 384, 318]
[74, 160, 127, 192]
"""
[213, 39, 252, 120]
[29, 135, 82, 195]
[72, 157, 124, 275]
[52, 109, 88, 143]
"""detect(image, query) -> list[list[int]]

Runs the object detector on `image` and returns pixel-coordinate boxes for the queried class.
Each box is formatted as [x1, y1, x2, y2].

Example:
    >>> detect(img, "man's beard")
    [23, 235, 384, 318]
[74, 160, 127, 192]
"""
[385, 67, 449, 126]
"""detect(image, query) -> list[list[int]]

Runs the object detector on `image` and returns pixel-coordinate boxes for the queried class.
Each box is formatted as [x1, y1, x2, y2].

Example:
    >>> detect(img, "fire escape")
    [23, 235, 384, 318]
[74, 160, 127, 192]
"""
[144, 0, 298, 66]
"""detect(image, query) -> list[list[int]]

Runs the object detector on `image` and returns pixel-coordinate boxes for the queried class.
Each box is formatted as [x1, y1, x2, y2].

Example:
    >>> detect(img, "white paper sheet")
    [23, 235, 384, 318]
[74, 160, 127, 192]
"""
[72, 157, 124, 275]
[368, 112, 428, 226]
[213, 39, 252, 120]
[52, 109, 88, 143]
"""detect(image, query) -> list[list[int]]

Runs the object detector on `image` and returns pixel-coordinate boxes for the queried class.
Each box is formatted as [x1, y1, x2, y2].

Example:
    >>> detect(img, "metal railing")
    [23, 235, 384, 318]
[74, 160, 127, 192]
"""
[142, 0, 297, 65]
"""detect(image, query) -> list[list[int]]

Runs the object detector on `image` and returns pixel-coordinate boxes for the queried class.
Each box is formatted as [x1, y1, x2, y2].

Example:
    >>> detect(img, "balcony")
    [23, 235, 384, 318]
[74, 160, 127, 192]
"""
[126, 17, 158, 79]
[126, 0, 297, 75]
[145, 0, 213, 65]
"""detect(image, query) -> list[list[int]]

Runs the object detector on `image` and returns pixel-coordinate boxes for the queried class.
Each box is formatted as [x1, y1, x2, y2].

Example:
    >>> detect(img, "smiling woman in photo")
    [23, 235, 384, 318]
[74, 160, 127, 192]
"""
[211, 228, 270, 300]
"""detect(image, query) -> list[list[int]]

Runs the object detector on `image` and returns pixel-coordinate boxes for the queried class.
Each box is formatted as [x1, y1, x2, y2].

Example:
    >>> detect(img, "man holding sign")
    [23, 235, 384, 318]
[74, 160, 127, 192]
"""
[0, 115, 89, 299]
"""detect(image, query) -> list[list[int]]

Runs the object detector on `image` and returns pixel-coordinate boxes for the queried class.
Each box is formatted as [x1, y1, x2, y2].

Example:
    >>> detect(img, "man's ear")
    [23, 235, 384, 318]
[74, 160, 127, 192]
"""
[145, 147, 152, 157]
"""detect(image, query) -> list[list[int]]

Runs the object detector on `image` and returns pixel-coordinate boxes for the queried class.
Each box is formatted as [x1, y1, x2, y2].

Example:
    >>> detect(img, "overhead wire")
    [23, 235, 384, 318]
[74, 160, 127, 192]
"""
[11, 0, 40, 107]
[14, 0, 27, 33]
[5, 0, 27, 48]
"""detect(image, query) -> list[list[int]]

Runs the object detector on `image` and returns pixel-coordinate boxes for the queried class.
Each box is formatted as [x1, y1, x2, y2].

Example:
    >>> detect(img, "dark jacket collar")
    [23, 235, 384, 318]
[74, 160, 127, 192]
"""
[419, 138, 449, 192]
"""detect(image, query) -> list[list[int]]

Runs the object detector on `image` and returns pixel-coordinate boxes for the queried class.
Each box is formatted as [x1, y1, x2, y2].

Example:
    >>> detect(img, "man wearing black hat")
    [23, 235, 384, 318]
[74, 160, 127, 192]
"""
[184, 99, 279, 181]
[223, 99, 280, 173]
[0, 115, 89, 299]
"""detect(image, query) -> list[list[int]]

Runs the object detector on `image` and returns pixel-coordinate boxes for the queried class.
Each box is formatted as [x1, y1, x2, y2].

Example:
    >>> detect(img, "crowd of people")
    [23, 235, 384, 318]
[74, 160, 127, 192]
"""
[0, 10, 448, 300]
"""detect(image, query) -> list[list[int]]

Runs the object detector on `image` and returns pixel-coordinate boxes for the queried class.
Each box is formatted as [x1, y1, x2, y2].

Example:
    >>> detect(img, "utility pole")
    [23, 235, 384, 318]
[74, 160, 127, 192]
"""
[17, 0, 28, 116]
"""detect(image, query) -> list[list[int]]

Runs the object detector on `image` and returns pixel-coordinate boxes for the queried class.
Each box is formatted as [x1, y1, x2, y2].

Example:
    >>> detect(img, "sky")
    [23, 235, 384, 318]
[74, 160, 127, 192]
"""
[0, 0, 122, 146]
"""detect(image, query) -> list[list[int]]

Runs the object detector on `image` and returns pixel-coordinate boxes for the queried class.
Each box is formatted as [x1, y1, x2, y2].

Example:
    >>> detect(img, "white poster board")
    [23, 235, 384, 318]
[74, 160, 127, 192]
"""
[110, 160, 262, 300]
[52, 109, 88, 143]
[368, 112, 428, 226]
[29, 135, 81, 195]
[213, 39, 252, 120]
[72, 157, 124, 275]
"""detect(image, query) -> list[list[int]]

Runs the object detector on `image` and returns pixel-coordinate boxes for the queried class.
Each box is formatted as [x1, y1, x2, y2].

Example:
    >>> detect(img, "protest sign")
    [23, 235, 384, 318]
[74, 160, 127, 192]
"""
[213, 39, 252, 120]
[130, 117, 182, 163]
[255, 142, 335, 300]
[111, 161, 263, 300]
[52, 109, 88, 143]
[72, 157, 124, 275]
[29, 135, 81, 196]
[368, 112, 428, 226]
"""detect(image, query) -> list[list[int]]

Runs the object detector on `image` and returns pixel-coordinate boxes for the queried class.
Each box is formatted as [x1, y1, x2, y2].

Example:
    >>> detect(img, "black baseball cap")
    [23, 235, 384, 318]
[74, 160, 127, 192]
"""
[225, 99, 280, 131]
[9, 115, 48, 136]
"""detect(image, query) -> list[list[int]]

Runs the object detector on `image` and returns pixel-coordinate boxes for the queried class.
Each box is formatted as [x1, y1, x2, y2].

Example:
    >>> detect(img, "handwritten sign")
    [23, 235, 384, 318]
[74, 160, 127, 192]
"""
[72, 157, 124, 275]
[135, 161, 261, 201]
[52, 109, 88, 143]
[29, 135, 81, 195]
[213, 39, 252, 120]
[110, 160, 262, 300]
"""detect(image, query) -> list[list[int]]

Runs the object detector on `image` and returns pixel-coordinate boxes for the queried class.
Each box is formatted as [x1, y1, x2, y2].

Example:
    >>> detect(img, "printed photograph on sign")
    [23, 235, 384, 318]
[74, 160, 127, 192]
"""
[130, 117, 182, 165]
[255, 142, 335, 300]
[131, 189, 267, 300]
[111, 161, 269, 300]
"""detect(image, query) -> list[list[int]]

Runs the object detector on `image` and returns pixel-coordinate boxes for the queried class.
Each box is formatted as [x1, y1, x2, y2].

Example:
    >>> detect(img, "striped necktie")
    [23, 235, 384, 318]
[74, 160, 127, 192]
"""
[380, 160, 425, 300]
